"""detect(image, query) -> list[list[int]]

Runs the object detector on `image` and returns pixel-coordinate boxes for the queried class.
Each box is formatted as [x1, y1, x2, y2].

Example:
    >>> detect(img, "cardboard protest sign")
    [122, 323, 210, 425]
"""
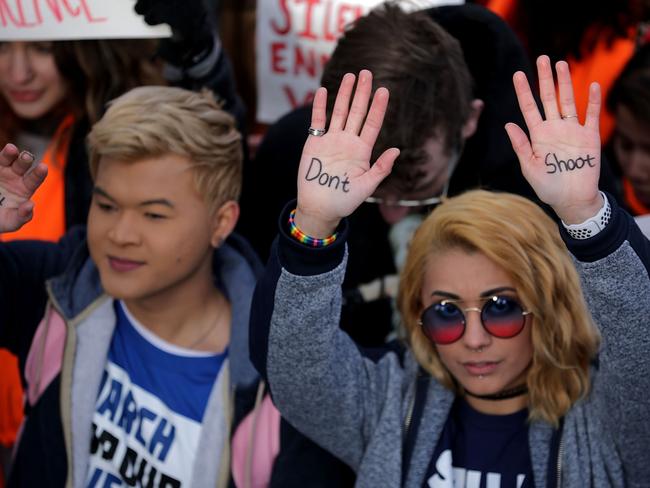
[0, 0, 171, 41]
[255, 0, 464, 124]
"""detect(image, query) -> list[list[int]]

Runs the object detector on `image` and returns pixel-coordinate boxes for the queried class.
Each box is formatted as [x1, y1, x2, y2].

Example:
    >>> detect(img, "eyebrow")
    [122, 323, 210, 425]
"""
[93, 186, 175, 208]
[430, 286, 517, 300]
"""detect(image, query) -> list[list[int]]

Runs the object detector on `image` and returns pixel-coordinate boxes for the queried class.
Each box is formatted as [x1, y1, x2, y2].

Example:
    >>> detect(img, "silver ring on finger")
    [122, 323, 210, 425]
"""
[308, 127, 326, 137]
[561, 114, 578, 120]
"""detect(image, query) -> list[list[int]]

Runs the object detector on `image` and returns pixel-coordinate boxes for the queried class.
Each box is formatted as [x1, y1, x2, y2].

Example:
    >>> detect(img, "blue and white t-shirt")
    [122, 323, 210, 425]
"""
[86, 300, 227, 488]
[424, 398, 533, 488]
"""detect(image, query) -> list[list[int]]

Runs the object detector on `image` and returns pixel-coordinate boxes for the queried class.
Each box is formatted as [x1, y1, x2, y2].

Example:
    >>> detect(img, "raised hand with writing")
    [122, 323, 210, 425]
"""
[0, 144, 48, 233]
[505, 55, 603, 223]
[294, 70, 400, 238]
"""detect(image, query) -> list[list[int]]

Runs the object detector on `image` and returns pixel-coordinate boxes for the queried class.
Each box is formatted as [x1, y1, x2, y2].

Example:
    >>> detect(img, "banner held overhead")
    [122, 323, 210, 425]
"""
[0, 0, 171, 41]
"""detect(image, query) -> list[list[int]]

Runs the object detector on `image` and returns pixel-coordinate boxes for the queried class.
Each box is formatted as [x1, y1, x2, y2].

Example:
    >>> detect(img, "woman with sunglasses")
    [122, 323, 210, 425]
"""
[250, 56, 650, 487]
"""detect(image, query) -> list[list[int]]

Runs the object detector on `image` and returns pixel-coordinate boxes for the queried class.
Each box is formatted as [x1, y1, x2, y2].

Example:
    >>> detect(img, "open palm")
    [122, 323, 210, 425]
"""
[295, 71, 399, 236]
[506, 56, 602, 222]
[0, 144, 48, 232]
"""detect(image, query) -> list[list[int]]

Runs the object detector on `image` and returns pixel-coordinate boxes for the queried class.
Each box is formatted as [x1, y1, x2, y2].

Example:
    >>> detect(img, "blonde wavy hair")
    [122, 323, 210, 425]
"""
[398, 190, 600, 425]
[87, 86, 242, 215]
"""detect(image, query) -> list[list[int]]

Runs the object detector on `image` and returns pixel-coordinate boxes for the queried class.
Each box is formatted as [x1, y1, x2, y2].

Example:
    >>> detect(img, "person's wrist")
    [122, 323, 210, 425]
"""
[293, 208, 340, 239]
[553, 193, 604, 225]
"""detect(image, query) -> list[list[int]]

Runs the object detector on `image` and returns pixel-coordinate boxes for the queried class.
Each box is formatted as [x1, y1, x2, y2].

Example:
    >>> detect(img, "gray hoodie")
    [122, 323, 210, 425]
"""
[251, 199, 650, 488]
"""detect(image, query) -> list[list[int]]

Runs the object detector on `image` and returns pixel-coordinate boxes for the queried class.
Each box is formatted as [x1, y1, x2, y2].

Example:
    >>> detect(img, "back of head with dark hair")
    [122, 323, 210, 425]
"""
[320, 2, 473, 194]
[607, 43, 650, 126]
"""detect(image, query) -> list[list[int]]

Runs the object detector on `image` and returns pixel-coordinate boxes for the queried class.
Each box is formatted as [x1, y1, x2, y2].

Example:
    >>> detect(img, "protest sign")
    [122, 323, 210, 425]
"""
[255, 0, 463, 124]
[0, 0, 171, 40]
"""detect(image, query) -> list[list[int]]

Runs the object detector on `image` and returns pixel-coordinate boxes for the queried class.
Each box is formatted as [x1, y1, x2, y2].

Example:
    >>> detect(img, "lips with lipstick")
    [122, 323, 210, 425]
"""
[108, 256, 145, 272]
[7, 90, 44, 103]
[462, 360, 501, 376]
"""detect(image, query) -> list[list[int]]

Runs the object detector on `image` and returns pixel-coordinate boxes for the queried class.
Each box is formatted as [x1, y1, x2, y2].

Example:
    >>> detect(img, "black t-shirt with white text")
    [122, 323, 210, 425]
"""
[423, 398, 534, 488]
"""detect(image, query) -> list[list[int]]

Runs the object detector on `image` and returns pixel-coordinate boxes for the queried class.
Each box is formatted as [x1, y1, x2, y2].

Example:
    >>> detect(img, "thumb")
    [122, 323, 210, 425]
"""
[17, 201, 34, 220]
[504, 123, 533, 167]
[357, 148, 399, 196]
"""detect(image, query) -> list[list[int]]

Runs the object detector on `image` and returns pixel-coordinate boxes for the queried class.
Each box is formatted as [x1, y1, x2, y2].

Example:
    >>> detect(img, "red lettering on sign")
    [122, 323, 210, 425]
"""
[62, 0, 79, 16]
[79, 0, 105, 22]
[31, 0, 43, 24]
[45, 0, 64, 22]
[323, 0, 335, 41]
[283, 85, 314, 108]
[294, 44, 316, 77]
[0, 0, 19, 26]
[0, 0, 106, 27]
[271, 0, 291, 35]
[271, 42, 288, 74]
[15, 0, 35, 26]
[296, 0, 319, 40]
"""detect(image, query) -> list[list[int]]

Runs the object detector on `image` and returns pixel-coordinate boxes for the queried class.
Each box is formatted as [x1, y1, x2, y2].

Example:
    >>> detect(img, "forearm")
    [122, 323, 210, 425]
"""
[250, 204, 397, 468]
[564, 198, 650, 479]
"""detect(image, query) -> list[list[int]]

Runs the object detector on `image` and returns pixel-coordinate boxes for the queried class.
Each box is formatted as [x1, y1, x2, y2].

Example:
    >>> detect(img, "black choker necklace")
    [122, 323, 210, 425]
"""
[464, 384, 528, 401]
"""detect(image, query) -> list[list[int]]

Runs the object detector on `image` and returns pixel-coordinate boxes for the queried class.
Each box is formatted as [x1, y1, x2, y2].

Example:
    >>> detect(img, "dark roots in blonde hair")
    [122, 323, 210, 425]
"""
[398, 190, 600, 425]
[87, 86, 242, 215]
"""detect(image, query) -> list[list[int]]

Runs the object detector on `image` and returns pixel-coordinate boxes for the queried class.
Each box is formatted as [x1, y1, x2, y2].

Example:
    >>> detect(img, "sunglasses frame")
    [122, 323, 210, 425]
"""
[418, 295, 532, 345]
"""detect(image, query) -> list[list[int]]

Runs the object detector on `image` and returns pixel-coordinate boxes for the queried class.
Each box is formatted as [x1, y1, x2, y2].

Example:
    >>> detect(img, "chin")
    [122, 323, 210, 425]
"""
[460, 376, 508, 396]
[99, 276, 149, 302]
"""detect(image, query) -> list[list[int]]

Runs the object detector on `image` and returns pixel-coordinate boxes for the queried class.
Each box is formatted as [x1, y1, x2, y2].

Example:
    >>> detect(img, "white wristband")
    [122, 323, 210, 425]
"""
[561, 192, 611, 240]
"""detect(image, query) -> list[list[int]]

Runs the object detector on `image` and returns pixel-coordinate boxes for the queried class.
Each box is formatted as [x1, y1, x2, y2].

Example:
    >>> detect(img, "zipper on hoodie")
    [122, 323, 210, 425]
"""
[403, 384, 416, 438]
[555, 430, 564, 488]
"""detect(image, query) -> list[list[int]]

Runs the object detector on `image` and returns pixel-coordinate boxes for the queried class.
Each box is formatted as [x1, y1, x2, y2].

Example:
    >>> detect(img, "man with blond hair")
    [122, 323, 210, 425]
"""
[0, 86, 261, 487]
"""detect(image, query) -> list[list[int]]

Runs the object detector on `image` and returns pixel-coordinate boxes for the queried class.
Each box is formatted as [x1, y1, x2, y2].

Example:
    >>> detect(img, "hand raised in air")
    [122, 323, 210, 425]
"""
[0, 144, 48, 233]
[294, 70, 400, 238]
[506, 55, 603, 224]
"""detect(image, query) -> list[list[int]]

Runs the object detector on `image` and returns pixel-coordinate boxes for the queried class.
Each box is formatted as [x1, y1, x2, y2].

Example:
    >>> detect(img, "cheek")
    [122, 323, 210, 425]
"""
[434, 344, 460, 374]
[86, 211, 104, 261]
[507, 328, 534, 372]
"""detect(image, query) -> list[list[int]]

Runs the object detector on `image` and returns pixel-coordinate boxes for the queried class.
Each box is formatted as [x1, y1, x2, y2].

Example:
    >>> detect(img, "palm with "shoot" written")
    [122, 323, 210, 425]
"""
[505, 56, 603, 224]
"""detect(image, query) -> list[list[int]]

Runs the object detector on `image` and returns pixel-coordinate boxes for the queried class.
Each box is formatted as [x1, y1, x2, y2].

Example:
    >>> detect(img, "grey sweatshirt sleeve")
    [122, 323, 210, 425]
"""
[250, 203, 411, 471]
[563, 197, 650, 485]
[266, 254, 409, 470]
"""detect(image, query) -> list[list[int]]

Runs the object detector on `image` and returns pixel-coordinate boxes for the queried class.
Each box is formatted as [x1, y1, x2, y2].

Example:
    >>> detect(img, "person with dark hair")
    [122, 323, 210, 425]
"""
[606, 43, 650, 215]
[249, 57, 650, 487]
[241, 2, 541, 346]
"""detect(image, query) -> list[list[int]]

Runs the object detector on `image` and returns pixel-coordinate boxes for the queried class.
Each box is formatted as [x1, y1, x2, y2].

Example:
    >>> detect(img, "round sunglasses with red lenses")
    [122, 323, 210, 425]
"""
[419, 295, 531, 345]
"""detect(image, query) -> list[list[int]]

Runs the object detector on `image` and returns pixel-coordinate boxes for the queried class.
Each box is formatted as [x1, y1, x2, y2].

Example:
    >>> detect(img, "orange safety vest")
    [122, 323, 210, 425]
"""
[1, 114, 74, 242]
[0, 350, 23, 449]
[623, 178, 650, 216]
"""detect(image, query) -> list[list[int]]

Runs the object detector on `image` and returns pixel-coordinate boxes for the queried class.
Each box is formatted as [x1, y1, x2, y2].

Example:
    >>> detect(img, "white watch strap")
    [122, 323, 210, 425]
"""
[562, 192, 611, 240]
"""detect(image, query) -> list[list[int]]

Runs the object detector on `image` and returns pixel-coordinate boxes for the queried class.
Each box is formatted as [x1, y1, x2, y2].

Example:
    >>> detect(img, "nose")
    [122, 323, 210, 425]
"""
[461, 308, 491, 351]
[5, 44, 34, 85]
[107, 212, 141, 246]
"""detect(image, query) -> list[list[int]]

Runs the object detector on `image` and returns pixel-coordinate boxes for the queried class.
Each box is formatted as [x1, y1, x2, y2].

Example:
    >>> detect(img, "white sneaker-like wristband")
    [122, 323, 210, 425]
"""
[561, 192, 611, 240]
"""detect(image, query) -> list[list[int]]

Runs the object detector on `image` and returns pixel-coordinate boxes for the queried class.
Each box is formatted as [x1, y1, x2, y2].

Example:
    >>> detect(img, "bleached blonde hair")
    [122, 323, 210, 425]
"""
[87, 86, 242, 214]
[398, 190, 600, 425]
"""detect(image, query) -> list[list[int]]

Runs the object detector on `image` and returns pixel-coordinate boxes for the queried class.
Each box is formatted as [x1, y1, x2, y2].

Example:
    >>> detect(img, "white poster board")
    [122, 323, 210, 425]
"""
[255, 0, 464, 124]
[0, 0, 171, 41]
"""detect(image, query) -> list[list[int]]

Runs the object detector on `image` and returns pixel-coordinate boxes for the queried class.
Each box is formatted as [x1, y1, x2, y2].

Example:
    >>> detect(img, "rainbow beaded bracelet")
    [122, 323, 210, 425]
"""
[288, 208, 338, 247]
